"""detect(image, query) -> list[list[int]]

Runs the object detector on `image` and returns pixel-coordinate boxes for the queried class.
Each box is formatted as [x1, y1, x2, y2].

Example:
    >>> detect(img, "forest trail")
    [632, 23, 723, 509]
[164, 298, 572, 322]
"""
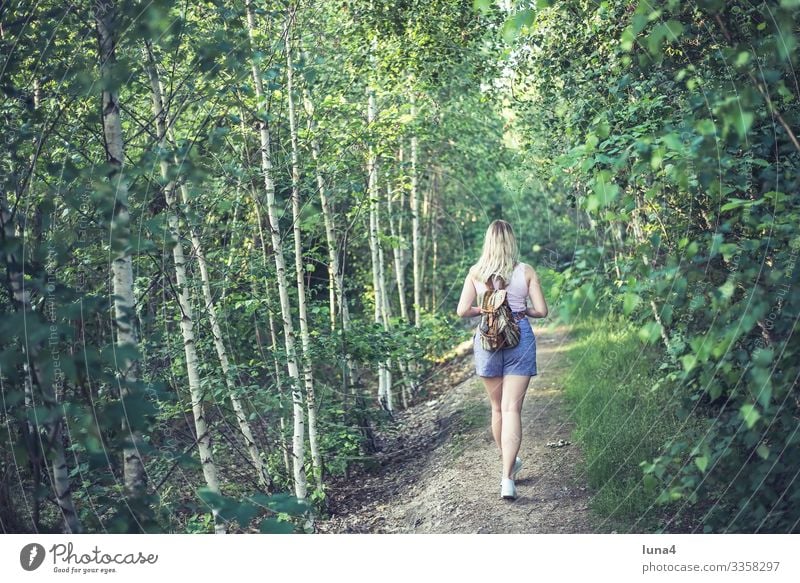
[317, 323, 608, 534]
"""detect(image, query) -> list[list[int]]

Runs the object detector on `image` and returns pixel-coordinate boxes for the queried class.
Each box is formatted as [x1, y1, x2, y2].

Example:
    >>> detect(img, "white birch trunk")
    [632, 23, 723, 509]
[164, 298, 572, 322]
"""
[303, 93, 350, 332]
[366, 76, 393, 413]
[377, 190, 393, 413]
[143, 42, 272, 493]
[419, 180, 433, 311]
[410, 94, 422, 328]
[239, 110, 292, 478]
[94, 1, 146, 507]
[245, 0, 307, 500]
[386, 182, 409, 322]
[387, 184, 416, 407]
[140, 43, 225, 534]
[302, 92, 359, 425]
[431, 170, 439, 311]
[286, 22, 323, 489]
[252, 196, 292, 477]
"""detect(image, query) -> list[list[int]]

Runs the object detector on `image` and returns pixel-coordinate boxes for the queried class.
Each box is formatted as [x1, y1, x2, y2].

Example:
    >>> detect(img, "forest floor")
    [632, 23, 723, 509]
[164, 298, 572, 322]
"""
[316, 322, 615, 534]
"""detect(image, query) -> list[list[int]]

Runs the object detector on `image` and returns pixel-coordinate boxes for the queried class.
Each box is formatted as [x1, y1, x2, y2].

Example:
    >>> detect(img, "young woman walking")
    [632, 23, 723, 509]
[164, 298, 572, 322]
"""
[456, 219, 548, 500]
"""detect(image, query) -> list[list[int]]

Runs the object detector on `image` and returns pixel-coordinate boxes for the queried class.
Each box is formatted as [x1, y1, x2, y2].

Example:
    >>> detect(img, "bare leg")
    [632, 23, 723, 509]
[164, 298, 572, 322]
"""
[500, 374, 531, 479]
[480, 376, 503, 454]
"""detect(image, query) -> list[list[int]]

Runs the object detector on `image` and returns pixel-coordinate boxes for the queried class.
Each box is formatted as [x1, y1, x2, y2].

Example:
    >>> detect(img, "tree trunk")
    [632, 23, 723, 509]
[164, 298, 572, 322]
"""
[410, 94, 422, 328]
[245, 0, 307, 500]
[420, 176, 434, 311]
[387, 181, 409, 322]
[387, 185, 415, 407]
[94, 0, 147, 509]
[303, 93, 351, 332]
[377, 181, 393, 412]
[431, 169, 439, 311]
[1, 194, 82, 533]
[253, 210, 292, 478]
[285, 17, 323, 490]
[139, 42, 225, 534]
[366, 74, 393, 413]
[241, 109, 292, 480]
[302, 91, 368, 458]
[143, 41, 273, 493]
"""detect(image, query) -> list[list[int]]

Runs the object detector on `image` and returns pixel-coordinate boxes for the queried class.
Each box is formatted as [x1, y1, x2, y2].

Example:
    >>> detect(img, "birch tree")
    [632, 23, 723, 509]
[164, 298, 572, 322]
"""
[303, 92, 351, 333]
[302, 89, 362, 440]
[94, 0, 146, 506]
[140, 40, 226, 534]
[285, 11, 323, 489]
[366, 59, 393, 412]
[245, 0, 307, 500]
[142, 41, 272, 493]
[386, 180, 409, 322]
[237, 108, 292, 478]
[410, 93, 422, 329]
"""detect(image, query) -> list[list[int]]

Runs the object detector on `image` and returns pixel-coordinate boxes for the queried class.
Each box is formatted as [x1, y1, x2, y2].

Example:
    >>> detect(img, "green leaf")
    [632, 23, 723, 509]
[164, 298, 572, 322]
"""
[752, 348, 774, 367]
[695, 119, 717, 135]
[664, 20, 684, 39]
[740, 403, 761, 429]
[638, 321, 662, 344]
[720, 197, 764, 212]
[623, 293, 640, 315]
[596, 118, 610, 139]
[473, 0, 492, 12]
[694, 455, 708, 472]
[646, 21, 683, 55]
[502, 9, 535, 43]
[593, 172, 620, 207]
[735, 51, 751, 67]
[620, 27, 635, 52]
[756, 444, 770, 460]
[732, 110, 754, 139]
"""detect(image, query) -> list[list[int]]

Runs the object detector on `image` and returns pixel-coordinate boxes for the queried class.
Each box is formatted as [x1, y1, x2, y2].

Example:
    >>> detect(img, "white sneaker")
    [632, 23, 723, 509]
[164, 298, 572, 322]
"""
[501, 478, 517, 500]
[511, 456, 522, 480]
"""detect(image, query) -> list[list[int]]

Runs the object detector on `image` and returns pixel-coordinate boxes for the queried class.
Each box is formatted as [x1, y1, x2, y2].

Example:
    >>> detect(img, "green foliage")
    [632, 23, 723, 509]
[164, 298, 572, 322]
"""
[0, 0, 508, 532]
[562, 315, 696, 530]
[2, 0, 797, 535]
[506, 0, 800, 532]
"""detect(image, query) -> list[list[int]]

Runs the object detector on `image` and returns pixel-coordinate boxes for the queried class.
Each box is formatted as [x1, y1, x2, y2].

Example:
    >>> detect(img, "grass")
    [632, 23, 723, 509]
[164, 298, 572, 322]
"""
[560, 312, 703, 532]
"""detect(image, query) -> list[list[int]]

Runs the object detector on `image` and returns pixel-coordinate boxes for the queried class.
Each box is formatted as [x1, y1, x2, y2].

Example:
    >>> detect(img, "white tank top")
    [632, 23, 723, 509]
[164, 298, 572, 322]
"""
[473, 262, 528, 312]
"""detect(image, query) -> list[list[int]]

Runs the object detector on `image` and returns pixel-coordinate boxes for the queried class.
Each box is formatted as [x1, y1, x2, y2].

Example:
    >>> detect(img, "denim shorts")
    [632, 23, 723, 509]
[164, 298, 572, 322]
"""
[473, 315, 538, 377]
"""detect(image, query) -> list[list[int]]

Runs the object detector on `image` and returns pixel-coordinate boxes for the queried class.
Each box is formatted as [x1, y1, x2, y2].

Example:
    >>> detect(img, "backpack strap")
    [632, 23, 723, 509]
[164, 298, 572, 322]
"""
[480, 280, 492, 311]
[486, 273, 506, 290]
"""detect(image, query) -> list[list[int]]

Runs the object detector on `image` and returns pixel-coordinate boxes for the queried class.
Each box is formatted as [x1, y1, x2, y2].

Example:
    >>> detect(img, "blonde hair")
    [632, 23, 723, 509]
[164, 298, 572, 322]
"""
[474, 219, 519, 287]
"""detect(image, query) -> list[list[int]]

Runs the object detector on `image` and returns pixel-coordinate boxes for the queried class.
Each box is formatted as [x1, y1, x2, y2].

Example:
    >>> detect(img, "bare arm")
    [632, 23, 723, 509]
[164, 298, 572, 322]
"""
[456, 268, 481, 318]
[524, 264, 549, 318]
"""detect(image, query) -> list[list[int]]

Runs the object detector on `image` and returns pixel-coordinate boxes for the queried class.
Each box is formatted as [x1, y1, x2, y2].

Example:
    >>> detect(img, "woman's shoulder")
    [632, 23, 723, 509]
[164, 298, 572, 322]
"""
[517, 261, 538, 280]
[468, 264, 491, 285]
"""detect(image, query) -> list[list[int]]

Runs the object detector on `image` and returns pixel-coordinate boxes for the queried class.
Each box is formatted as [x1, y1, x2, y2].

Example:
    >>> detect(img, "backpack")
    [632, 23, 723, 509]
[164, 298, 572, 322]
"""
[478, 274, 521, 351]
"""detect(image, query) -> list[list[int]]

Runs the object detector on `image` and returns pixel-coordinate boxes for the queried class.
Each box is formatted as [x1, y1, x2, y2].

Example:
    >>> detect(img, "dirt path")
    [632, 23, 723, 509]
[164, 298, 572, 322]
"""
[317, 323, 609, 534]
